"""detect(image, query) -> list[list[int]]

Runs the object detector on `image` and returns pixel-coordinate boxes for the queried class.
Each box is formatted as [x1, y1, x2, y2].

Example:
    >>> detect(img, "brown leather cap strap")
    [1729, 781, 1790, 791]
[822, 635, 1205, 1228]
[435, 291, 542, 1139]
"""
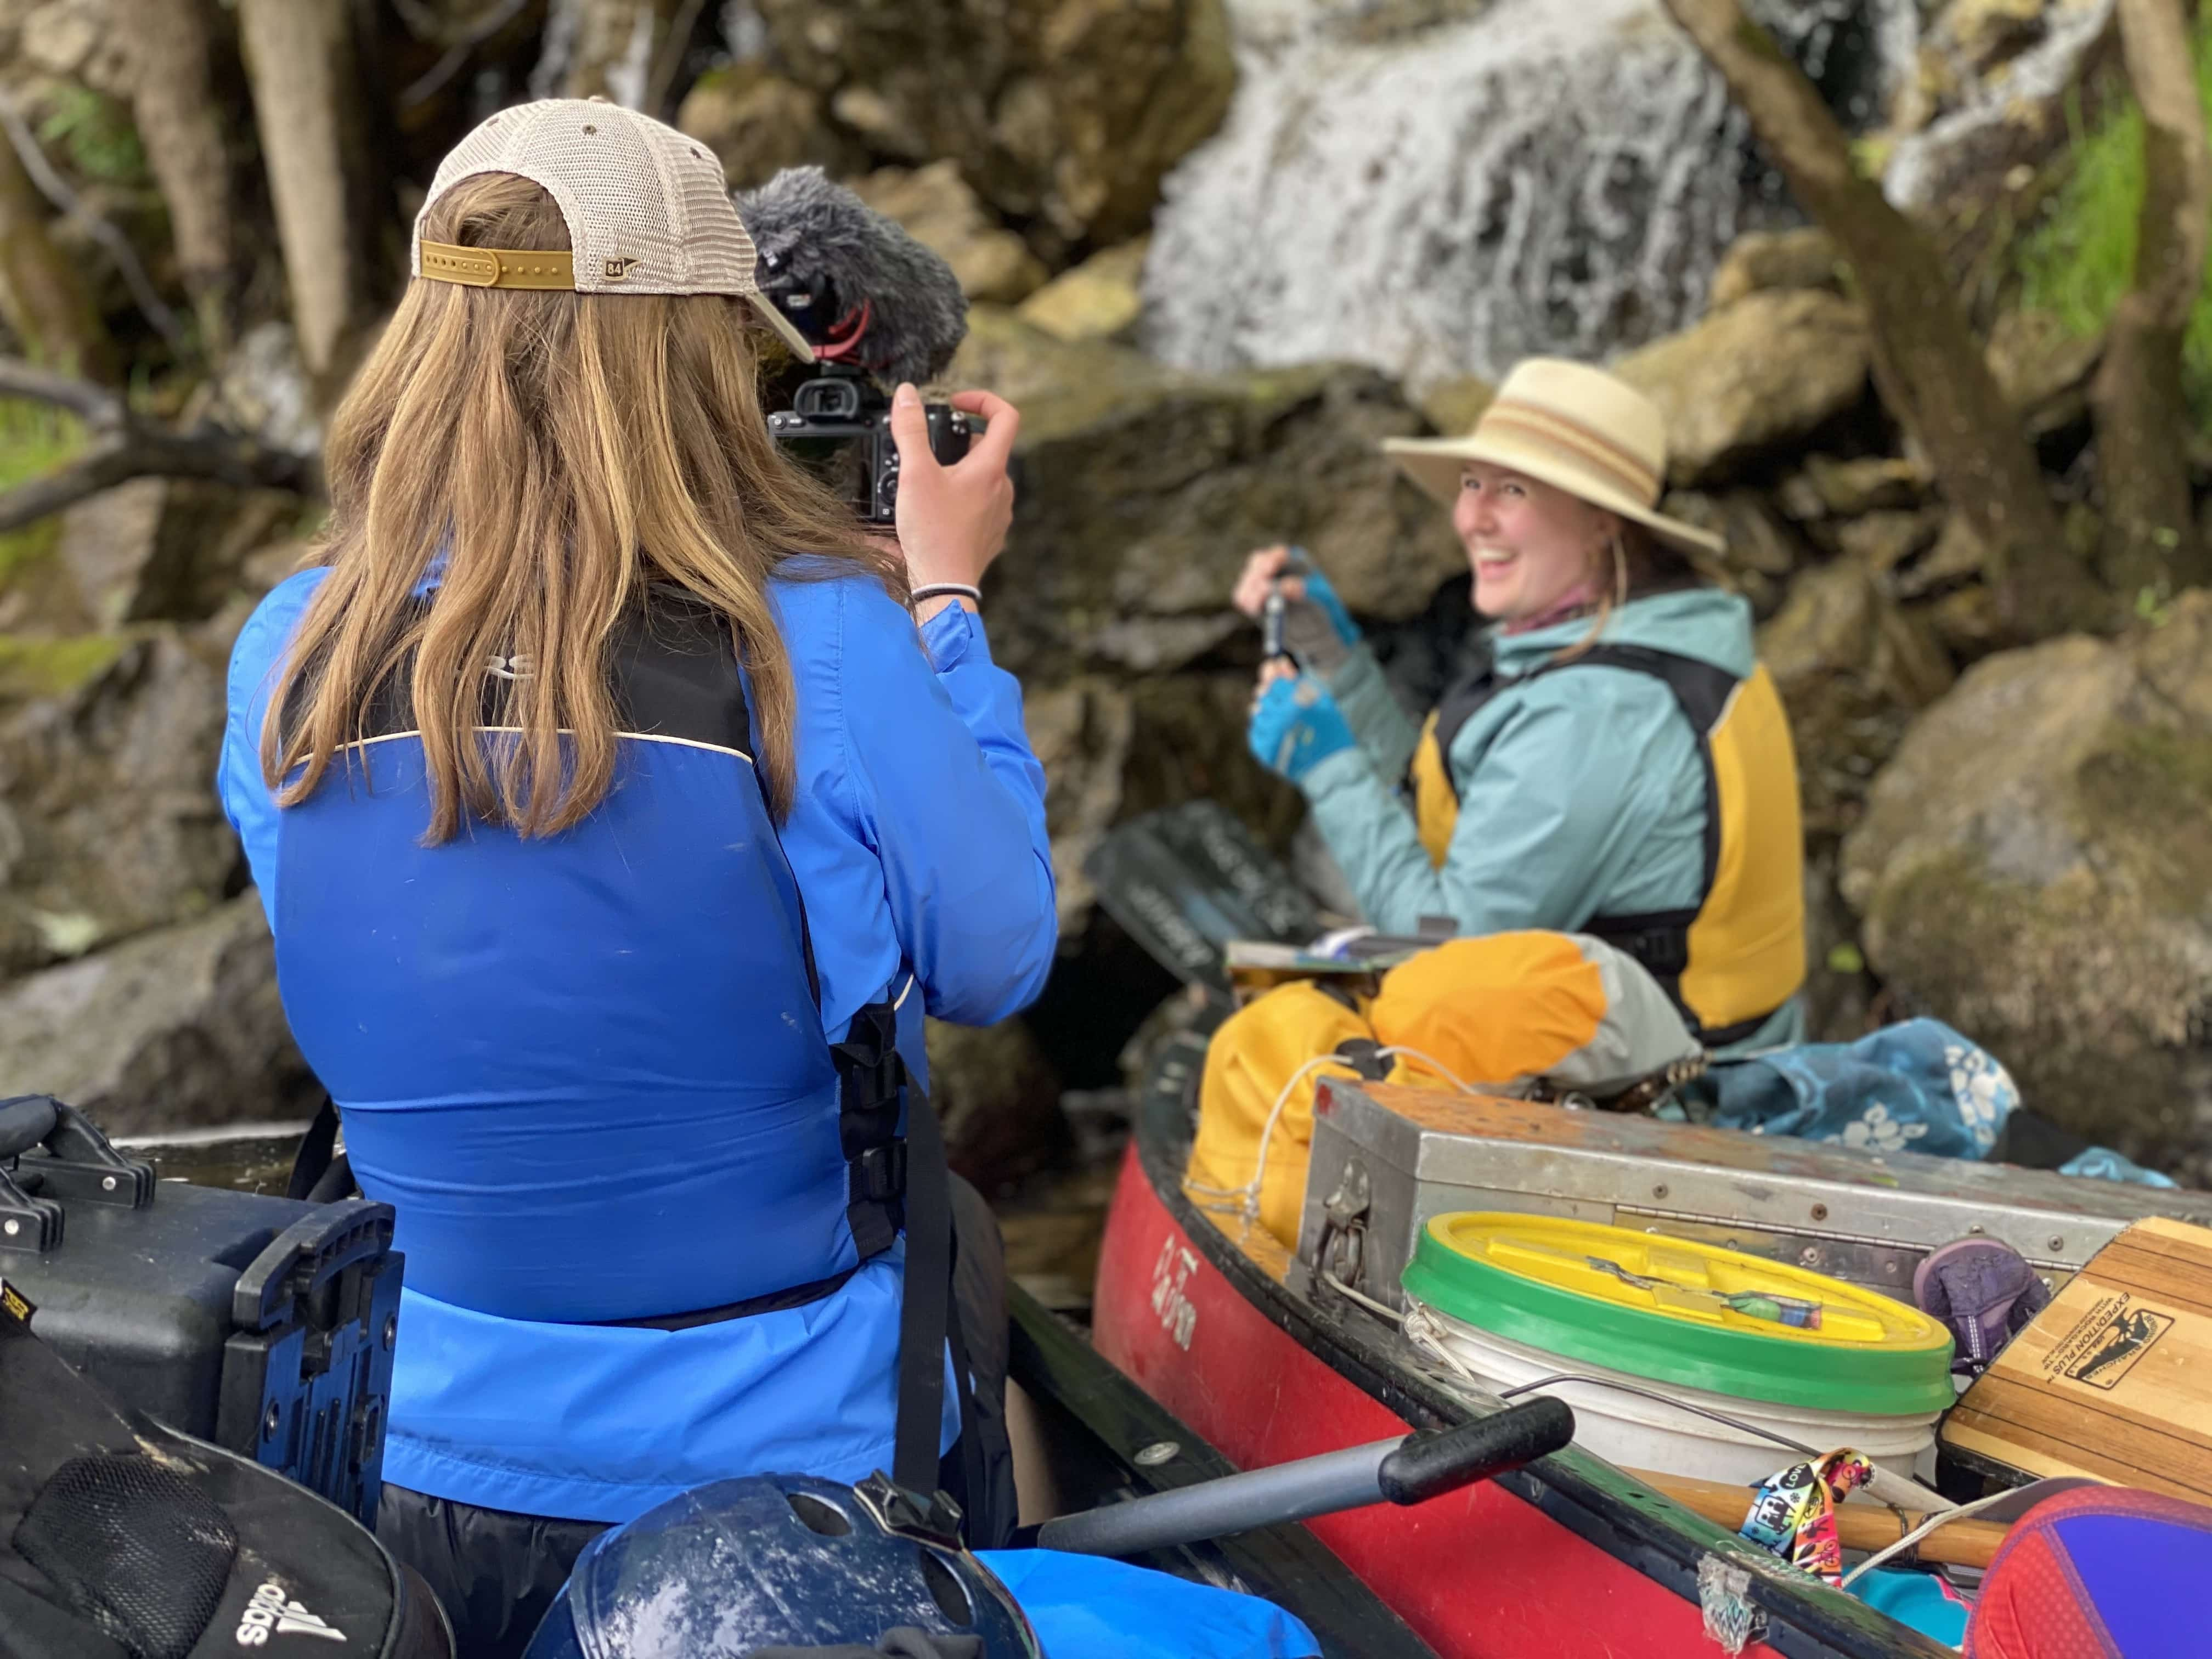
[418, 241, 574, 290]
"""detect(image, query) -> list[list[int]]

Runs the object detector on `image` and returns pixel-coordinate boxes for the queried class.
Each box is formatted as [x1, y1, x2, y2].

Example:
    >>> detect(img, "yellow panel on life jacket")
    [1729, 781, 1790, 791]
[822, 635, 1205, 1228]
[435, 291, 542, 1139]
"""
[1680, 662, 1805, 1034]
[1410, 710, 1457, 867]
[1403, 647, 1805, 1043]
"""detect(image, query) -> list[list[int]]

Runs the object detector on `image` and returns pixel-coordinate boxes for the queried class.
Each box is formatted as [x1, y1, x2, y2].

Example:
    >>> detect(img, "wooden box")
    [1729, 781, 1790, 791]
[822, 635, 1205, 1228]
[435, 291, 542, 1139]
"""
[1943, 1216, 2212, 1502]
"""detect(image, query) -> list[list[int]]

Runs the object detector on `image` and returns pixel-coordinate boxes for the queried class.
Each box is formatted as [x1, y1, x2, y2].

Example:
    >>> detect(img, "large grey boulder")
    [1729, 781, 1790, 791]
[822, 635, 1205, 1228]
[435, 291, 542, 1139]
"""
[959, 311, 1464, 682]
[851, 162, 1048, 304]
[0, 895, 315, 1138]
[1760, 561, 1955, 843]
[0, 623, 238, 977]
[751, 0, 1235, 246]
[1613, 290, 1873, 484]
[1841, 594, 2212, 1173]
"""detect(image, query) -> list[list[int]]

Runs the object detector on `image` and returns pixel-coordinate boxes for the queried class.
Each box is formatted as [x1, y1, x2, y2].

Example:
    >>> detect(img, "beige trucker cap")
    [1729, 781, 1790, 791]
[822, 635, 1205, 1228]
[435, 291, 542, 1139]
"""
[410, 98, 814, 362]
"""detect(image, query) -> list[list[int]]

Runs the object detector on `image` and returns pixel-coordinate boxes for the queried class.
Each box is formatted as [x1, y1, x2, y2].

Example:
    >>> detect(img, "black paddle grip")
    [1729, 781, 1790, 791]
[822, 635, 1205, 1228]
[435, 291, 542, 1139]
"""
[0, 1096, 59, 1160]
[1375, 1397, 1575, 1506]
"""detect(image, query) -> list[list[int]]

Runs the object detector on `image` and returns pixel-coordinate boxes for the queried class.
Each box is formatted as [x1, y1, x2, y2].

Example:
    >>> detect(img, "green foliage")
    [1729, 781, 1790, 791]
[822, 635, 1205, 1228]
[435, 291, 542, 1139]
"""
[0, 399, 84, 588]
[35, 84, 147, 187]
[0, 633, 125, 701]
[2015, 13, 2212, 432]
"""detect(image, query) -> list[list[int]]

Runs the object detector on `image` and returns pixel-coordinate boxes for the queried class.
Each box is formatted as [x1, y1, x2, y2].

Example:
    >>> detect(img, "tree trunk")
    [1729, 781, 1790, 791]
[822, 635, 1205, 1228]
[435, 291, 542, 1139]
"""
[564, 0, 682, 105]
[1657, 0, 2106, 641]
[0, 132, 117, 383]
[2091, 0, 2210, 599]
[236, 0, 390, 397]
[118, 0, 236, 358]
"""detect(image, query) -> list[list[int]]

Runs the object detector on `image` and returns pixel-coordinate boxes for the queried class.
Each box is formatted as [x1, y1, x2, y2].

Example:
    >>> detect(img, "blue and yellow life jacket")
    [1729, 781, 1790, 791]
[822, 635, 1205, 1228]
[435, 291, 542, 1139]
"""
[1408, 643, 1805, 1048]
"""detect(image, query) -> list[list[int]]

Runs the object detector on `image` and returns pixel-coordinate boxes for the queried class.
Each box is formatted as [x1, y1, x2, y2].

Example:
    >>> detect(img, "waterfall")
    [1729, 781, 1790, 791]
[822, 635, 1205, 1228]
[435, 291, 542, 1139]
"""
[1140, 0, 1916, 392]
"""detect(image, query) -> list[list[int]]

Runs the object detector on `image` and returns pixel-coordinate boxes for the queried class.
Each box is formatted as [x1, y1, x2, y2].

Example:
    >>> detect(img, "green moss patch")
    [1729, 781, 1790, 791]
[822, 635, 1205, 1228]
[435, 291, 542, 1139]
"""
[0, 400, 85, 591]
[0, 633, 126, 702]
[2015, 10, 2212, 433]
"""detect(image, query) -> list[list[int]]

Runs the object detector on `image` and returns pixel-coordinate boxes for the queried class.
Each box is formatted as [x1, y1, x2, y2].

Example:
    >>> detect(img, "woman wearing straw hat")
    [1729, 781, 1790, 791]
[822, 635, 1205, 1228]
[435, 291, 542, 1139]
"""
[1238, 358, 1807, 1054]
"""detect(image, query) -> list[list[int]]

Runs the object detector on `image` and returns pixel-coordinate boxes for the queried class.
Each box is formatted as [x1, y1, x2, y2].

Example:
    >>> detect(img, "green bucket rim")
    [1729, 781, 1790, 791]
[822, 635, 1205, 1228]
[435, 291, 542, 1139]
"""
[1401, 1215, 1956, 1417]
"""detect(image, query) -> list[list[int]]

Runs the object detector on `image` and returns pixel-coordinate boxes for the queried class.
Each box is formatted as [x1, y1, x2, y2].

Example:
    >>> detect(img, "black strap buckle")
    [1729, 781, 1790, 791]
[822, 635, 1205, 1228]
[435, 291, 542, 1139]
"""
[853, 1139, 908, 1204]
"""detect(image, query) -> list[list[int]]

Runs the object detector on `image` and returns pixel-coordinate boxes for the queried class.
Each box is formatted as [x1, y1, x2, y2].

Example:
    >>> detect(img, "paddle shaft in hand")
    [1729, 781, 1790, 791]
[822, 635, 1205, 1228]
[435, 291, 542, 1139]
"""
[1036, 1397, 1573, 1558]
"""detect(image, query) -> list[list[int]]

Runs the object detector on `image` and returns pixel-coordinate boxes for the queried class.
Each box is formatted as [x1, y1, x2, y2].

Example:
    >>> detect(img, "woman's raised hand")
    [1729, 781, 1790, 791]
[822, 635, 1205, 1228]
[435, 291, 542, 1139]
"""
[1234, 545, 1306, 618]
[1232, 544, 1361, 672]
[889, 385, 1022, 601]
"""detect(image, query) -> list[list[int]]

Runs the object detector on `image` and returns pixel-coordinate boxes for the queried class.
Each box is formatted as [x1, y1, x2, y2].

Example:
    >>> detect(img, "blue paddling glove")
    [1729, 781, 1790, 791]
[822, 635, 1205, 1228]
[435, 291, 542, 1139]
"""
[1285, 551, 1361, 649]
[1249, 674, 1356, 785]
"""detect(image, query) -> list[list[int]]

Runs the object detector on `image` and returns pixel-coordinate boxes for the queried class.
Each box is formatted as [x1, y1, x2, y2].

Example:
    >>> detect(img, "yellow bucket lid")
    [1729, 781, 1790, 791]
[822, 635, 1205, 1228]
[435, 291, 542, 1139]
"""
[1402, 1212, 1956, 1414]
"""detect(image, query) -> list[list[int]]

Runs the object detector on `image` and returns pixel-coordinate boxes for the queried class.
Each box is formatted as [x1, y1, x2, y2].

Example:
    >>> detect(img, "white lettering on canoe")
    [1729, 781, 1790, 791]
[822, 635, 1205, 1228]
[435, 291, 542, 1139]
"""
[1149, 1237, 1199, 1351]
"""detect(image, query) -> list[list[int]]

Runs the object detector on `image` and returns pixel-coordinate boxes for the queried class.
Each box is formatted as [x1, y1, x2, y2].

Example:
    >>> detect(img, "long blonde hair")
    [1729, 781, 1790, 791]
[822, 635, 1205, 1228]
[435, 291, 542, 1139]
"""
[261, 173, 896, 839]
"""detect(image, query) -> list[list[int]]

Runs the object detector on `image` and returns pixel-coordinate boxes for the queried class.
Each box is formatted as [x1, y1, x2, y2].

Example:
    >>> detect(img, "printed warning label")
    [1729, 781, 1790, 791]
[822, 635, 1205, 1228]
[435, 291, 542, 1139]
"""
[2041, 1291, 2175, 1391]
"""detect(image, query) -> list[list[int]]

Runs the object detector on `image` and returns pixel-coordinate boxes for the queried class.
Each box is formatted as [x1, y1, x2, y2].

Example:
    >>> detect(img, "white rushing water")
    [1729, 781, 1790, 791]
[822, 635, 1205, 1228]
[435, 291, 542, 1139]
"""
[1141, 0, 1916, 391]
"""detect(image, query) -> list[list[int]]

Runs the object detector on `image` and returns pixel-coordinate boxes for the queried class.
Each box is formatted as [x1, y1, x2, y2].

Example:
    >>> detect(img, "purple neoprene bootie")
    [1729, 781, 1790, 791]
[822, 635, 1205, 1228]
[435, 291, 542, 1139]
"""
[1913, 1238, 2052, 1375]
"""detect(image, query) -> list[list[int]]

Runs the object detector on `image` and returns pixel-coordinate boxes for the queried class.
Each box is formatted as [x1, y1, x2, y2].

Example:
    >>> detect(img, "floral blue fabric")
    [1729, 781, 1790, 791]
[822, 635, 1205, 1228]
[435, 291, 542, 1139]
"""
[1692, 1019, 2171, 1186]
[1698, 1018, 2015, 1159]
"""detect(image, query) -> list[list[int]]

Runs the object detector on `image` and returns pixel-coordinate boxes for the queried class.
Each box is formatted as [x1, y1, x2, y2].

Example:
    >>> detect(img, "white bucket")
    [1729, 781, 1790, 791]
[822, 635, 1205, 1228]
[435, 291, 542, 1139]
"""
[1412, 1301, 1945, 1491]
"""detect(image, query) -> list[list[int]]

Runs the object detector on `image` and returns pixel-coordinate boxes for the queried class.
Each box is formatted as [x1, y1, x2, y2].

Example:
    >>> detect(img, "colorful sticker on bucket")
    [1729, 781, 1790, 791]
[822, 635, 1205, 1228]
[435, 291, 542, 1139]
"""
[1584, 1255, 1828, 1331]
[1737, 1449, 1874, 1585]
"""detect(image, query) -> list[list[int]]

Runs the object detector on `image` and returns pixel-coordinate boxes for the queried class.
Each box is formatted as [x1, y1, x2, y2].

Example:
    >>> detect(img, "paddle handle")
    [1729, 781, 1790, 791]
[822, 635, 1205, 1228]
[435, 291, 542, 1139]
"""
[1036, 1398, 1573, 1559]
[0, 1096, 58, 1160]
[1625, 1467, 2010, 1570]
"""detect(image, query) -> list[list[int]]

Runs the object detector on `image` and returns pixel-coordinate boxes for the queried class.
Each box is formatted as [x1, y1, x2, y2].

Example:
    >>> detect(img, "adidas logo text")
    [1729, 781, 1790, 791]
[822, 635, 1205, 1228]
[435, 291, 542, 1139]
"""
[236, 1579, 345, 1645]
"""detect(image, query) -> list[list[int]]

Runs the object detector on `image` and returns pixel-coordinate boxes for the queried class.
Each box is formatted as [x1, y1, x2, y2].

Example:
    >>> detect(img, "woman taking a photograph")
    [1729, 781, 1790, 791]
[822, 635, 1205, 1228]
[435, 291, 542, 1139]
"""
[219, 101, 1054, 1653]
[1239, 358, 1806, 1054]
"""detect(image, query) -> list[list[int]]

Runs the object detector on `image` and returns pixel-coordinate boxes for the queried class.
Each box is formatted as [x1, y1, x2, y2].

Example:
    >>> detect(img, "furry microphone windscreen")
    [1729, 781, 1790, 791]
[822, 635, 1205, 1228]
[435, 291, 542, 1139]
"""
[736, 167, 970, 390]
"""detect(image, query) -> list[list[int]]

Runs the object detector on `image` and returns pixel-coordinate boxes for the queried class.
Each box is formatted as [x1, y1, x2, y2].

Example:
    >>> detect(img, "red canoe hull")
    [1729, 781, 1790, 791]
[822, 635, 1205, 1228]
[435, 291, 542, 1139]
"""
[1093, 1143, 1790, 1659]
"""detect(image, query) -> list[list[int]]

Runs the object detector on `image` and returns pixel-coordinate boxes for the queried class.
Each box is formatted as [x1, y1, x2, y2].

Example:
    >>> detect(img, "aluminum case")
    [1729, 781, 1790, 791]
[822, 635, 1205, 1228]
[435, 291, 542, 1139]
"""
[1295, 1082, 2212, 1311]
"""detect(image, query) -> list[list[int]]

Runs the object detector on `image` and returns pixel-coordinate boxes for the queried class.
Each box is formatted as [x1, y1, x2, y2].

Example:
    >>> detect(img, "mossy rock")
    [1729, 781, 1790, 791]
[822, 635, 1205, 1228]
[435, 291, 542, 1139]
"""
[967, 317, 1463, 681]
[0, 632, 126, 702]
[1842, 593, 2212, 1170]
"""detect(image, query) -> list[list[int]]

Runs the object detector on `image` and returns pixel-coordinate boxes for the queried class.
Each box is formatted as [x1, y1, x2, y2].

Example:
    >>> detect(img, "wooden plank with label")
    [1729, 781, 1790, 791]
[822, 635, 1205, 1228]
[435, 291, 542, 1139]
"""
[1942, 1216, 2212, 1502]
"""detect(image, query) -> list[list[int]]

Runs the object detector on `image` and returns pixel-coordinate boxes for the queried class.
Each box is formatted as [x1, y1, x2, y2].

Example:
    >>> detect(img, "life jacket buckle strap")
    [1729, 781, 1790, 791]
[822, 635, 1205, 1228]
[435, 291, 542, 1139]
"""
[853, 1139, 908, 1204]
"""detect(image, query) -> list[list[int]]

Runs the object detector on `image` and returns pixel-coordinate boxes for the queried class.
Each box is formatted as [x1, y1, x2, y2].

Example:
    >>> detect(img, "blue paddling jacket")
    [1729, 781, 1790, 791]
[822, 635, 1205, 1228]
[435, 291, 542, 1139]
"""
[218, 564, 1056, 1524]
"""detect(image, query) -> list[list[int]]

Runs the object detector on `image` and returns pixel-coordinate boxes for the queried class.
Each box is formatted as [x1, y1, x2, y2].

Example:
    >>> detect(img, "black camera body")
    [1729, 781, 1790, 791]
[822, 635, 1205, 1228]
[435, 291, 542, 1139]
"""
[738, 168, 978, 527]
[767, 366, 970, 526]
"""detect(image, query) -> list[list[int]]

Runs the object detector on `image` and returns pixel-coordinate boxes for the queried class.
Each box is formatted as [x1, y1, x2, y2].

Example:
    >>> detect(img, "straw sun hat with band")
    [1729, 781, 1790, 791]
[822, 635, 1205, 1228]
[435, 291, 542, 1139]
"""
[1381, 357, 1721, 563]
[410, 95, 817, 365]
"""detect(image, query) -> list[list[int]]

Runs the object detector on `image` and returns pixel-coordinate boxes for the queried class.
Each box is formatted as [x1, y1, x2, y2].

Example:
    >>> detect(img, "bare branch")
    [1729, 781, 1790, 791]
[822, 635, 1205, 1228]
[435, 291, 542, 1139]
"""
[0, 357, 317, 534]
[2092, 0, 2210, 593]
[1657, 0, 2104, 640]
[401, 0, 539, 109]
[0, 428, 318, 536]
[0, 93, 188, 353]
[0, 356, 126, 426]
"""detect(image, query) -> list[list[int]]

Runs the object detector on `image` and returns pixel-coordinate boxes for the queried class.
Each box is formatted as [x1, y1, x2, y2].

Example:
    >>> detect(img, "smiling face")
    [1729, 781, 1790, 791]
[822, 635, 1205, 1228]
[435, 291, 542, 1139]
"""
[1452, 461, 1618, 623]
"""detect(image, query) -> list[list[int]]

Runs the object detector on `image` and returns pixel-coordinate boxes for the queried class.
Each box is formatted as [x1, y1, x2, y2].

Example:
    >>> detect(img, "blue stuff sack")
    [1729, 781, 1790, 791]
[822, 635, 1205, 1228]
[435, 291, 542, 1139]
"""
[978, 1548, 1321, 1659]
[1690, 1019, 2174, 1187]
[1699, 1018, 2015, 1158]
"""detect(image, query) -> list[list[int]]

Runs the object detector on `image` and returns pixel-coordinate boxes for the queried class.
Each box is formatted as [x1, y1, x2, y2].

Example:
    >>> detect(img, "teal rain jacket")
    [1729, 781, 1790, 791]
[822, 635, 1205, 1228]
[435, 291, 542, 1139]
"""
[1301, 587, 1805, 1056]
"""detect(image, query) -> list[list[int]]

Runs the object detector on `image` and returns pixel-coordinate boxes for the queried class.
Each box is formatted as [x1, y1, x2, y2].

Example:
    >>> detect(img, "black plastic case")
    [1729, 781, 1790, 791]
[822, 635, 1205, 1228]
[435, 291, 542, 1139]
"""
[0, 1096, 402, 1527]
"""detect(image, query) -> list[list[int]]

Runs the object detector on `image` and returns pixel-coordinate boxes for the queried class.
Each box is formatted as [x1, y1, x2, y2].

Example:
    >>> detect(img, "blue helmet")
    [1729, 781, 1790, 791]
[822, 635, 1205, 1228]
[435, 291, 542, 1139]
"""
[523, 1472, 1041, 1659]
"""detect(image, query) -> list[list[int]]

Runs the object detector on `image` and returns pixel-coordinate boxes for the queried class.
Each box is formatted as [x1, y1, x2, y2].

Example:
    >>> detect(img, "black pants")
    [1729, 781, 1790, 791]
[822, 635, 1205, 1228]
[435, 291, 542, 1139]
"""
[379, 1177, 1017, 1659]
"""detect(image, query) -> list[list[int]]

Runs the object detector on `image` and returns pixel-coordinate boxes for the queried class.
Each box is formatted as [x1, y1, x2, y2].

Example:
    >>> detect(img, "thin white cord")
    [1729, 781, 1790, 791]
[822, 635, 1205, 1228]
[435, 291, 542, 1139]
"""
[1838, 1488, 2016, 1587]
[1321, 1263, 1406, 1325]
[1187, 1045, 1486, 1223]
